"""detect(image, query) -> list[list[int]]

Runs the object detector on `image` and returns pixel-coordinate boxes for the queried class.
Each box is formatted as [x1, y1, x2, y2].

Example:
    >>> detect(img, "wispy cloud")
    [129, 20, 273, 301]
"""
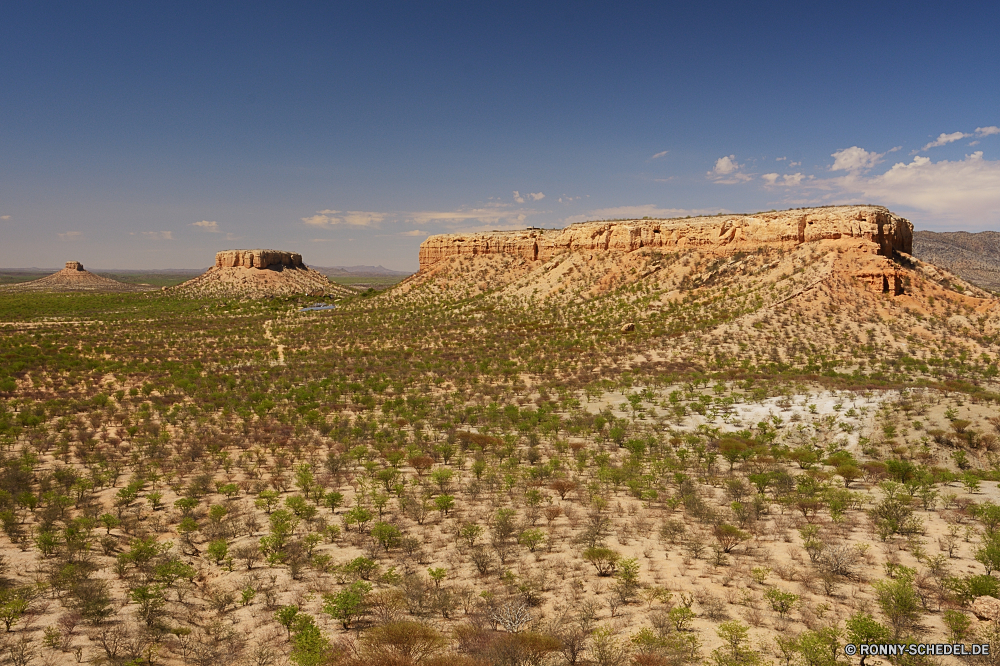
[830, 146, 883, 172]
[564, 205, 729, 225]
[708, 155, 752, 183]
[916, 127, 997, 152]
[513, 191, 545, 204]
[407, 205, 529, 229]
[921, 132, 970, 151]
[58, 231, 82, 241]
[0, 215, 10, 221]
[762, 173, 810, 187]
[191, 220, 220, 233]
[142, 231, 174, 240]
[649, 150, 669, 160]
[302, 210, 388, 227]
[400, 229, 426, 236]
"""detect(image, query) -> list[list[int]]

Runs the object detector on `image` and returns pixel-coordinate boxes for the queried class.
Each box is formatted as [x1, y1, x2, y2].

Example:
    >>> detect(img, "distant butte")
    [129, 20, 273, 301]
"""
[0, 261, 154, 293]
[171, 250, 352, 299]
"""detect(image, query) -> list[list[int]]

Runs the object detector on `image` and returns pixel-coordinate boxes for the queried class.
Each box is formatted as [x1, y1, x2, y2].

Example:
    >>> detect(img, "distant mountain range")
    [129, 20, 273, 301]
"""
[912, 230, 1000, 292]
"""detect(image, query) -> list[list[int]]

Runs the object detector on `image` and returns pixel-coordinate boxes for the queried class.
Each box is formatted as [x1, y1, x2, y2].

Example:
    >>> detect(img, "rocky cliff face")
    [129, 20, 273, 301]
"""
[214, 250, 304, 270]
[418, 206, 912, 271]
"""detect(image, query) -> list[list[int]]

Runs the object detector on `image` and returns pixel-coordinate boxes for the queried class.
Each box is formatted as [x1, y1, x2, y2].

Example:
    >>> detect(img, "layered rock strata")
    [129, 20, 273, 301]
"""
[417, 206, 912, 296]
[419, 206, 911, 270]
[214, 250, 304, 270]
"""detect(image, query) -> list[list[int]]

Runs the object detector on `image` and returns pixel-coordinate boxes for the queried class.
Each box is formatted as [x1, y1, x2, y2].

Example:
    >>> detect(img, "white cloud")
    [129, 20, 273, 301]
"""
[841, 151, 1000, 222]
[513, 191, 525, 204]
[401, 229, 426, 236]
[191, 220, 219, 233]
[711, 155, 739, 175]
[58, 231, 81, 241]
[789, 161, 802, 167]
[705, 155, 753, 184]
[142, 231, 174, 241]
[512, 191, 542, 203]
[708, 155, 753, 184]
[650, 150, 669, 160]
[0, 215, 10, 221]
[302, 210, 387, 227]
[773, 149, 1000, 227]
[830, 146, 883, 172]
[528, 192, 544, 201]
[921, 132, 970, 151]
[763, 173, 808, 187]
[976, 126, 1000, 137]
[563, 205, 729, 225]
[775, 157, 786, 162]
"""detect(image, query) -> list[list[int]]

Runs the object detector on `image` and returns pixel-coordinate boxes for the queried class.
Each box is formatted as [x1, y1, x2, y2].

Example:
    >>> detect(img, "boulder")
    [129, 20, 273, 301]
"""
[972, 596, 1000, 621]
[621, 322, 635, 333]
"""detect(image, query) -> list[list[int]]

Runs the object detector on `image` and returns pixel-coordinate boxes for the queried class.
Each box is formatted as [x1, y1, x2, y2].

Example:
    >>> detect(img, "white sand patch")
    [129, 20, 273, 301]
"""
[583, 386, 901, 450]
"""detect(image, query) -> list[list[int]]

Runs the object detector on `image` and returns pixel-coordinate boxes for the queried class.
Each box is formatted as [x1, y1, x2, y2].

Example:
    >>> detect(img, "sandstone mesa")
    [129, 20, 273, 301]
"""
[416, 205, 919, 297]
[171, 250, 351, 299]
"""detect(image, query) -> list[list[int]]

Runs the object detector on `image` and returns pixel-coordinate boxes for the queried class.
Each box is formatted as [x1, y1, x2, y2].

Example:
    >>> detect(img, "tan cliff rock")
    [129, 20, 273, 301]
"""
[214, 249, 304, 270]
[413, 206, 912, 298]
[419, 206, 911, 271]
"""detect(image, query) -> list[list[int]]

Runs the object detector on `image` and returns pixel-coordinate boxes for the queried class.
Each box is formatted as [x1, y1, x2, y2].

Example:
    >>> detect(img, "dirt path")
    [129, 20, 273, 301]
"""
[263, 320, 285, 365]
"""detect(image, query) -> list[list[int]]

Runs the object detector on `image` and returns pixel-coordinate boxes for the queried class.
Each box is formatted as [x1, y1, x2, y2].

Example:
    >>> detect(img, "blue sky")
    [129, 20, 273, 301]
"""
[1, 1, 998, 270]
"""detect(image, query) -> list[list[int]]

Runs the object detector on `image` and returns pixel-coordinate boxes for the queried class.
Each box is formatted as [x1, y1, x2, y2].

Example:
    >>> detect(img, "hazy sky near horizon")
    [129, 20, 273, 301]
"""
[2, 2, 999, 271]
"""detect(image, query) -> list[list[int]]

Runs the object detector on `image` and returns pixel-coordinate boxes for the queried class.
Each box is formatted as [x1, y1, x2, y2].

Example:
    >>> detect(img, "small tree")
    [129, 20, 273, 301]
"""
[491, 600, 533, 633]
[583, 547, 621, 576]
[613, 558, 641, 605]
[714, 523, 748, 553]
[359, 620, 446, 663]
[873, 572, 922, 638]
[764, 588, 798, 618]
[518, 528, 546, 552]
[323, 581, 372, 629]
[371, 522, 403, 551]
[711, 621, 763, 666]
[206, 539, 229, 565]
[0, 591, 28, 632]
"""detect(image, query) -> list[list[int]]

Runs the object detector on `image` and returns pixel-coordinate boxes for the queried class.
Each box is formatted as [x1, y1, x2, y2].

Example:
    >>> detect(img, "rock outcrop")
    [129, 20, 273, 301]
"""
[419, 206, 911, 269]
[414, 206, 912, 298]
[0, 261, 155, 293]
[172, 250, 352, 299]
[972, 596, 1000, 622]
[214, 250, 304, 270]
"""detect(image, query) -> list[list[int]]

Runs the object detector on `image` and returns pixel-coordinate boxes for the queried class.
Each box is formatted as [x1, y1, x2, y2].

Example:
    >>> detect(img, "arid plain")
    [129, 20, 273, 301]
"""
[4, 206, 1000, 665]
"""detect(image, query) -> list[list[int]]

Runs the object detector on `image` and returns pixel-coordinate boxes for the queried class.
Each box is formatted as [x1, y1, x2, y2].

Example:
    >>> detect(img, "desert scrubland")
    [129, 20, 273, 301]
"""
[4, 207, 1000, 665]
